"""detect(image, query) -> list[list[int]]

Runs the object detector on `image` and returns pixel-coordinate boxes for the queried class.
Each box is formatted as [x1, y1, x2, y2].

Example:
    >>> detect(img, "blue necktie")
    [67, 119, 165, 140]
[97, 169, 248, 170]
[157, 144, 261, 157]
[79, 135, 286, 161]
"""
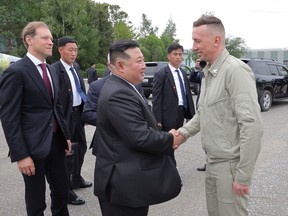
[70, 67, 87, 103]
[175, 69, 187, 108]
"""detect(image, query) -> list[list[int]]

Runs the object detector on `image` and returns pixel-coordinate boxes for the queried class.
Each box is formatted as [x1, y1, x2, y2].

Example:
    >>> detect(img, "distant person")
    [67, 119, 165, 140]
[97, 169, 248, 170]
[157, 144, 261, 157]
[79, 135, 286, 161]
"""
[176, 14, 263, 216]
[86, 62, 98, 84]
[0, 21, 72, 216]
[52, 37, 92, 205]
[152, 43, 195, 165]
[93, 39, 182, 216]
[190, 59, 206, 107]
[190, 59, 207, 172]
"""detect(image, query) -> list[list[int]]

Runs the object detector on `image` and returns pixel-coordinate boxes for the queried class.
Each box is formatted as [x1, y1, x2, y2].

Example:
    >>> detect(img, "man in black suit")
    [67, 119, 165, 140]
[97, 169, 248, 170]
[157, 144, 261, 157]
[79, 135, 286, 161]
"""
[152, 43, 196, 164]
[82, 68, 147, 127]
[93, 39, 183, 216]
[52, 37, 92, 205]
[0, 21, 71, 216]
[86, 62, 98, 84]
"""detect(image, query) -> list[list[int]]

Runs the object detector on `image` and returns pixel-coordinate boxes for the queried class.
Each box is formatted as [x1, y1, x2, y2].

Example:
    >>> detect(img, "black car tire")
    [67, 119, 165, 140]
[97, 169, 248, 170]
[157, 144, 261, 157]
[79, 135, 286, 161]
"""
[259, 90, 272, 112]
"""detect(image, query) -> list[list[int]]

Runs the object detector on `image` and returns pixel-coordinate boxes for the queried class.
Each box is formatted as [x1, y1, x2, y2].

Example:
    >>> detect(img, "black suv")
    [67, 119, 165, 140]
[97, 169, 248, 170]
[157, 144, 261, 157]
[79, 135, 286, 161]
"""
[141, 62, 200, 98]
[241, 58, 288, 111]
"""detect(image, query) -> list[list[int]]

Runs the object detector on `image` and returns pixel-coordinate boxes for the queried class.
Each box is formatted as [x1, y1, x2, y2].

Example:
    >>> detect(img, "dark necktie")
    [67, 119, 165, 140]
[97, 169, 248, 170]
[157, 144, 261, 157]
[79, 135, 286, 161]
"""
[39, 63, 57, 132]
[39, 63, 52, 98]
[175, 69, 187, 108]
[69, 67, 87, 102]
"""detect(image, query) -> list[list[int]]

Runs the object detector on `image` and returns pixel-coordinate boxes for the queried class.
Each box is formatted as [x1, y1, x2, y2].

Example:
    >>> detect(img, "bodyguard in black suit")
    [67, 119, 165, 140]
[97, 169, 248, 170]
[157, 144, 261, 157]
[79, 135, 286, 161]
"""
[86, 62, 98, 84]
[0, 21, 71, 216]
[93, 39, 183, 216]
[52, 37, 92, 205]
[152, 43, 195, 164]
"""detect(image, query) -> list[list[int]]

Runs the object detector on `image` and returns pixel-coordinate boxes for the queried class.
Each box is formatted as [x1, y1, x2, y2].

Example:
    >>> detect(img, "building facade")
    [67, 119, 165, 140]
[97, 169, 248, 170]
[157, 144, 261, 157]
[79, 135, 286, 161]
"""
[243, 48, 288, 65]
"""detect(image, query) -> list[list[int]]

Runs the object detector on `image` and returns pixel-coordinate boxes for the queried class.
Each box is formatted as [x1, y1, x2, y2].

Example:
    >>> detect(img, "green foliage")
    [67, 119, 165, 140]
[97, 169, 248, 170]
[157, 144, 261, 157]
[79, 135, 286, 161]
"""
[138, 14, 159, 38]
[0, 0, 247, 69]
[225, 37, 247, 58]
[138, 34, 165, 61]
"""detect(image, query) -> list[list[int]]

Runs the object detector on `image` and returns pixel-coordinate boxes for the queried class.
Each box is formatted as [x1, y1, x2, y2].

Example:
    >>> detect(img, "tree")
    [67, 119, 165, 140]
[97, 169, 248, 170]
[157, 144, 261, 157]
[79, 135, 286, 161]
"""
[85, 2, 113, 65]
[114, 21, 135, 40]
[138, 14, 158, 38]
[138, 34, 165, 61]
[107, 5, 136, 41]
[160, 18, 178, 50]
[225, 36, 247, 58]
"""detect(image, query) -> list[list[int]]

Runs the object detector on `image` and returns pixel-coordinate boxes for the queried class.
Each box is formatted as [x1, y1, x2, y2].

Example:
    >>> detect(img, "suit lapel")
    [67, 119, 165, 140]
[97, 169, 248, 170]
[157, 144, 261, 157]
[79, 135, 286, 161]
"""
[73, 63, 86, 92]
[48, 65, 58, 107]
[166, 66, 178, 96]
[59, 62, 73, 102]
[23, 56, 52, 105]
[180, 68, 190, 91]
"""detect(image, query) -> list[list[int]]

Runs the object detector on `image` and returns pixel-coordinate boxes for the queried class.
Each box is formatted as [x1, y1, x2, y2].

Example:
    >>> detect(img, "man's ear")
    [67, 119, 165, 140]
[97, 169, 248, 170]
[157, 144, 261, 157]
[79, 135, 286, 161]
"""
[115, 60, 125, 73]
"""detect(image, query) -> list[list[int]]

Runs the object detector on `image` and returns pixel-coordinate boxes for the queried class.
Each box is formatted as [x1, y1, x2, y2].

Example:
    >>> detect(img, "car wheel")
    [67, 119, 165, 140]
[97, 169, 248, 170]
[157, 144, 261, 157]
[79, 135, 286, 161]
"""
[193, 83, 200, 95]
[144, 93, 150, 98]
[259, 90, 272, 111]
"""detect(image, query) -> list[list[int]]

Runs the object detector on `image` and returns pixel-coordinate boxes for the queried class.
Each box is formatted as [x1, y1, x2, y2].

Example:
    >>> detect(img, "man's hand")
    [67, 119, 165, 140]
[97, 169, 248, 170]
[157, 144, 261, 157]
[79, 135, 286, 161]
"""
[65, 140, 72, 156]
[233, 181, 250, 196]
[169, 129, 184, 150]
[17, 156, 35, 176]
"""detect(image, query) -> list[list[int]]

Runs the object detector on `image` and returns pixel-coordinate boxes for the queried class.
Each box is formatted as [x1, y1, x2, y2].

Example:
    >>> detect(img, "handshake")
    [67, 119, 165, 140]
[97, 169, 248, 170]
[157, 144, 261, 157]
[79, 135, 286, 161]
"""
[169, 129, 184, 150]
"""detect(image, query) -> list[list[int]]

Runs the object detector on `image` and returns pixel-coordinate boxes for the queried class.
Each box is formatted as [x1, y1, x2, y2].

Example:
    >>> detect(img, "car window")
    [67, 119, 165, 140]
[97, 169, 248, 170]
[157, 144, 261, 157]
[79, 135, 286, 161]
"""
[250, 61, 270, 75]
[145, 64, 158, 76]
[180, 65, 191, 76]
[144, 62, 168, 76]
[277, 65, 288, 76]
[268, 64, 279, 76]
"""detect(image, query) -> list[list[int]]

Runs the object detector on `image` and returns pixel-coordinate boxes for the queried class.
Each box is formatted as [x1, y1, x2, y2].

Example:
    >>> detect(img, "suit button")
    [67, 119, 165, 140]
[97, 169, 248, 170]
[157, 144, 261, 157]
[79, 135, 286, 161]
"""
[50, 123, 53, 127]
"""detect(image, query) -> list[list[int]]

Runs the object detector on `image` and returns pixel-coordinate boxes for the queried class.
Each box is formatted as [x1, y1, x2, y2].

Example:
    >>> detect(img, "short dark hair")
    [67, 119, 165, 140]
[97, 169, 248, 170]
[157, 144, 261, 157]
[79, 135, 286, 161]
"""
[90, 62, 95, 66]
[58, 37, 77, 47]
[167, 43, 183, 54]
[109, 39, 139, 65]
[193, 14, 225, 35]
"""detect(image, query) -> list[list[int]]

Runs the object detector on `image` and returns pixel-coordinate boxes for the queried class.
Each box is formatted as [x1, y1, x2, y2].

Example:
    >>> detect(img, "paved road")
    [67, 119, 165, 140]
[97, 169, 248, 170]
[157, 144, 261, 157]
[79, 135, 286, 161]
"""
[0, 94, 288, 216]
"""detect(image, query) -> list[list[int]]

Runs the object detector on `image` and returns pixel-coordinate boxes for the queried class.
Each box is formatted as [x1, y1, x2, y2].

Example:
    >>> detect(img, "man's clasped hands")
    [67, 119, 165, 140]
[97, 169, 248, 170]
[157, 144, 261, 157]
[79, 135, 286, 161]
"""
[169, 129, 184, 150]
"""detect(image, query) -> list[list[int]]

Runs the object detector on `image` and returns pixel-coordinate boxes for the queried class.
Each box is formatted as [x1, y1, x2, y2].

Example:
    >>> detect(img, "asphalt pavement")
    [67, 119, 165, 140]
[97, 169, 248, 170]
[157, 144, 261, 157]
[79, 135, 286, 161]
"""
[0, 93, 288, 216]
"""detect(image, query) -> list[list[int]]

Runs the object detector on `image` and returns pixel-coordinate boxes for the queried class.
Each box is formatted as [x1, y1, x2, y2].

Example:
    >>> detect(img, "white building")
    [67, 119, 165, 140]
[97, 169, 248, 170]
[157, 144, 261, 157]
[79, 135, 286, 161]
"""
[243, 48, 288, 65]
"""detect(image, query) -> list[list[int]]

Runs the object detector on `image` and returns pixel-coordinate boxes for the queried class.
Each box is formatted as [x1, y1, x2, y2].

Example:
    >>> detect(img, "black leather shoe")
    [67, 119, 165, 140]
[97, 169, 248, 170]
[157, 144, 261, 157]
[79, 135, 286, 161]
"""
[71, 176, 92, 189]
[197, 164, 206, 171]
[78, 180, 92, 189]
[68, 197, 85, 205]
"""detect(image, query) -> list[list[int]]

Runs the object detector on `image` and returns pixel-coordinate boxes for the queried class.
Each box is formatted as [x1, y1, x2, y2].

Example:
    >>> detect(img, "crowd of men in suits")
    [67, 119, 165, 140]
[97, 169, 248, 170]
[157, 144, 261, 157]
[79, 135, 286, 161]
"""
[0, 14, 262, 216]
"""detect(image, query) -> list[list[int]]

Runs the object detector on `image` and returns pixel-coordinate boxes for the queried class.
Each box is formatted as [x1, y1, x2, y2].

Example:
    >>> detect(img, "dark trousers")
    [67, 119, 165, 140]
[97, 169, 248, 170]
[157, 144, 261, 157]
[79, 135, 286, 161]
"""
[99, 199, 149, 216]
[22, 131, 69, 216]
[69, 110, 87, 184]
[162, 106, 185, 165]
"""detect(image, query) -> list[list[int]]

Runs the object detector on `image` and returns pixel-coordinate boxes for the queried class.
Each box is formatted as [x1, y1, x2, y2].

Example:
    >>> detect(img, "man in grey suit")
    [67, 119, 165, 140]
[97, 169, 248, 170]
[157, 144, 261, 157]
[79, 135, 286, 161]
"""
[93, 39, 183, 216]
[0, 21, 71, 216]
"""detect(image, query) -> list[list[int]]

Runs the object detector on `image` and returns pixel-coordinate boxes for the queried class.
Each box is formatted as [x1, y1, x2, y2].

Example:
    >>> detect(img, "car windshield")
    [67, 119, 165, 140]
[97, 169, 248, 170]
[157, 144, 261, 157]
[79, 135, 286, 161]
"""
[144, 62, 168, 76]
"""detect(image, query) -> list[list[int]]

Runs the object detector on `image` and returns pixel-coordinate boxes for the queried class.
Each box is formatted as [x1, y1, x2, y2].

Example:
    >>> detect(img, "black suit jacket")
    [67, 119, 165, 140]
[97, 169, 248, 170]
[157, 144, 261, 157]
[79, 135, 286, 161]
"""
[82, 76, 109, 126]
[52, 61, 86, 124]
[86, 67, 98, 84]
[0, 55, 70, 162]
[152, 65, 195, 128]
[94, 75, 179, 207]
